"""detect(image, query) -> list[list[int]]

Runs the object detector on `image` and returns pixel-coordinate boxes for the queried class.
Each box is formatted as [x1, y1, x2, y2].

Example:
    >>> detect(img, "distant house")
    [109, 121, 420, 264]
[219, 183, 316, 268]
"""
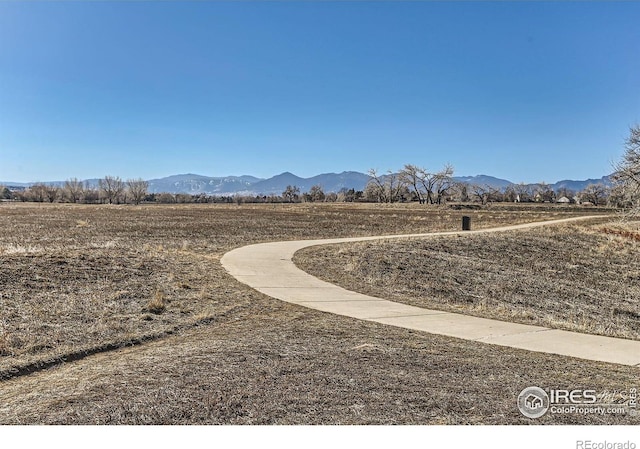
[556, 196, 571, 204]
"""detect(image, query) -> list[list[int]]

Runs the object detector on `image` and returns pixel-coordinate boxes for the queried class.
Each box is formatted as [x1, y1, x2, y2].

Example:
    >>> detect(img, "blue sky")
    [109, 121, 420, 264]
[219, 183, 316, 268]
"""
[0, 2, 638, 184]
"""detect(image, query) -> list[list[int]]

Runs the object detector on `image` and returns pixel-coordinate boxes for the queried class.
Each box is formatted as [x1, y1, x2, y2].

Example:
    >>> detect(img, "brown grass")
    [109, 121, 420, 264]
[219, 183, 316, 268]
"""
[146, 290, 167, 314]
[0, 202, 599, 377]
[295, 218, 640, 340]
[1, 202, 636, 425]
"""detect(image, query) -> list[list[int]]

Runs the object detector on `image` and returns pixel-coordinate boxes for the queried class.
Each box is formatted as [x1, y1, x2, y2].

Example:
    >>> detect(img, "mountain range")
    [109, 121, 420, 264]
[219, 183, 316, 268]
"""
[2, 172, 613, 196]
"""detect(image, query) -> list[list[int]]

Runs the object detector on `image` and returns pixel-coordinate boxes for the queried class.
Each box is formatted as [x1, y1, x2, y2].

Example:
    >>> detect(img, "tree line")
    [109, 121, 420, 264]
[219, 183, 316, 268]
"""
[3, 177, 150, 205]
[0, 171, 624, 207]
[360, 165, 617, 207]
[2, 125, 640, 208]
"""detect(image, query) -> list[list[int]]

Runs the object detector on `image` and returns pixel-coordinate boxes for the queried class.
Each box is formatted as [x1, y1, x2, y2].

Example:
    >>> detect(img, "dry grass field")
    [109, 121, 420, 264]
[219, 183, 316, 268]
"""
[1, 202, 637, 425]
[295, 218, 640, 340]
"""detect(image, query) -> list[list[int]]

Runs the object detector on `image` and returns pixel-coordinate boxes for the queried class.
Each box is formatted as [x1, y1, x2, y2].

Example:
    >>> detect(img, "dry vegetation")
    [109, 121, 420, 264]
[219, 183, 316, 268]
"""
[295, 217, 640, 340]
[1, 202, 637, 425]
[0, 202, 590, 376]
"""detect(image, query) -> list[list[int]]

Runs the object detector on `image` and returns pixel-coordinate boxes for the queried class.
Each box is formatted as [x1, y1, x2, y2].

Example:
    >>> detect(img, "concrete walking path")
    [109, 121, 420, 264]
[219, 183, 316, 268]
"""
[221, 216, 640, 367]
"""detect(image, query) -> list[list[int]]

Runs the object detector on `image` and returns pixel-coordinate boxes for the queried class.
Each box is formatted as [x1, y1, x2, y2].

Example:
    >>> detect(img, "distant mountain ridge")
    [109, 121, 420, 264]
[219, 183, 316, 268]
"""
[453, 175, 515, 190]
[147, 173, 263, 195]
[248, 171, 372, 195]
[551, 176, 612, 193]
[1, 172, 613, 196]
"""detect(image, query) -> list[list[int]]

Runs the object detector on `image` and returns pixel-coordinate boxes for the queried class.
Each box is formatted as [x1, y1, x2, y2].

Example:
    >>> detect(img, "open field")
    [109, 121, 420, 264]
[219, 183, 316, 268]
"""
[1, 202, 638, 424]
[295, 219, 640, 340]
[0, 202, 598, 376]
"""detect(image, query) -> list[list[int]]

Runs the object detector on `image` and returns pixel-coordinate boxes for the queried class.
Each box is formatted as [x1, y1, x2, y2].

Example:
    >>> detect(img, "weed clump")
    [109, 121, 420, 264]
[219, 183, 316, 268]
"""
[147, 290, 167, 314]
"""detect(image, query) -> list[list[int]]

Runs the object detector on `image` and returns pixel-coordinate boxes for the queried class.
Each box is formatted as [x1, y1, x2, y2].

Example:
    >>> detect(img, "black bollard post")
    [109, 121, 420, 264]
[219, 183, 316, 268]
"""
[462, 216, 471, 231]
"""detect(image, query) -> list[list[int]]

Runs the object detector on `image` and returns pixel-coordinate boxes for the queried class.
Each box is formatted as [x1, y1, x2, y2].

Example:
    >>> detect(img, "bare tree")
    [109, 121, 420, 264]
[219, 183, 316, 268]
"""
[83, 183, 100, 204]
[13, 190, 29, 202]
[337, 188, 361, 202]
[282, 185, 300, 203]
[503, 185, 518, 202]
[399, 164, 454, 204]
[304, 184, 325, 202]
[415, 168, 443, 205]
[433, 164, 454, 204]
[365, 169, 408, 203]
[580, 183, 608, 206]
[127, 178, 149, 205]
[387, 171, 407, 203]
[418, 170, 437, 204]
[451, 182, 470, 202]
[64, 178, 84, 203]
[156, 193, 176, 204]
[399, 164, 426, 204]
[29, 183, 48, 202]
[99, 175, 125, 204]
[607, 184, 630, 208]
[470, 184, 499, 205]
[613, 124, 640, 209]
[556, 187, 576, 201]
[44, 185, 59, 203]
[365, 169, 389, 203]
[535, 182, 556, 203]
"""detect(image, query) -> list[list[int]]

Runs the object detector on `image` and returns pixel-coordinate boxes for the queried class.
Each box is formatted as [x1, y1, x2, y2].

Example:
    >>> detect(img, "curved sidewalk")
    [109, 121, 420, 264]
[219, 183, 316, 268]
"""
[221, 216, 640, 367]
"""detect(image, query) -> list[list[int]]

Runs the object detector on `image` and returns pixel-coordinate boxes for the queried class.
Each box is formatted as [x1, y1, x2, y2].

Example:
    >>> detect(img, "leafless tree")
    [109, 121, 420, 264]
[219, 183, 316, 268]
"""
[156, 193, 176, 204]
[418, 170, 438, 204]
[387, 171, 407, 203]
[580, 183, 608, 206]
[399, 164, 426, 204]
[127, 178, 149, 205]
[282, 185, 300, 203]
[29, 183, 48, 202]
[607, 184, 630, 208]
[325, 192, 338, 202]
[175, 193, 194, 203]
[503, 185, 518, 202]
[433, 164, 454, 204]
[365, 169, 407, 203]
[64, 178, 84, 203]
[514, 183, 534, 202]
[13, 190, 28, 202]
[556, 187, 576, 201]
[44, 185, 59, 203]
[365, 169, 389, 203]
[99, 175, 125, 204]
[451, 182, 470, 202]
[83, 183, 100, 204]
[337, 188, 360, 202]
[470, 184, 499, 205]
[535, 182, 556, 203]
[612, 124, 640, 209]
[413, 167, 451, 205]
[305, 184, 325, 202]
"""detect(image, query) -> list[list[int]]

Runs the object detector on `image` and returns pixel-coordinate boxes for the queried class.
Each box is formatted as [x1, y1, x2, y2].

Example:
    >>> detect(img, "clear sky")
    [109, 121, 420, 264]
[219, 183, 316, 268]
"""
[0, 1, 638, 184]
